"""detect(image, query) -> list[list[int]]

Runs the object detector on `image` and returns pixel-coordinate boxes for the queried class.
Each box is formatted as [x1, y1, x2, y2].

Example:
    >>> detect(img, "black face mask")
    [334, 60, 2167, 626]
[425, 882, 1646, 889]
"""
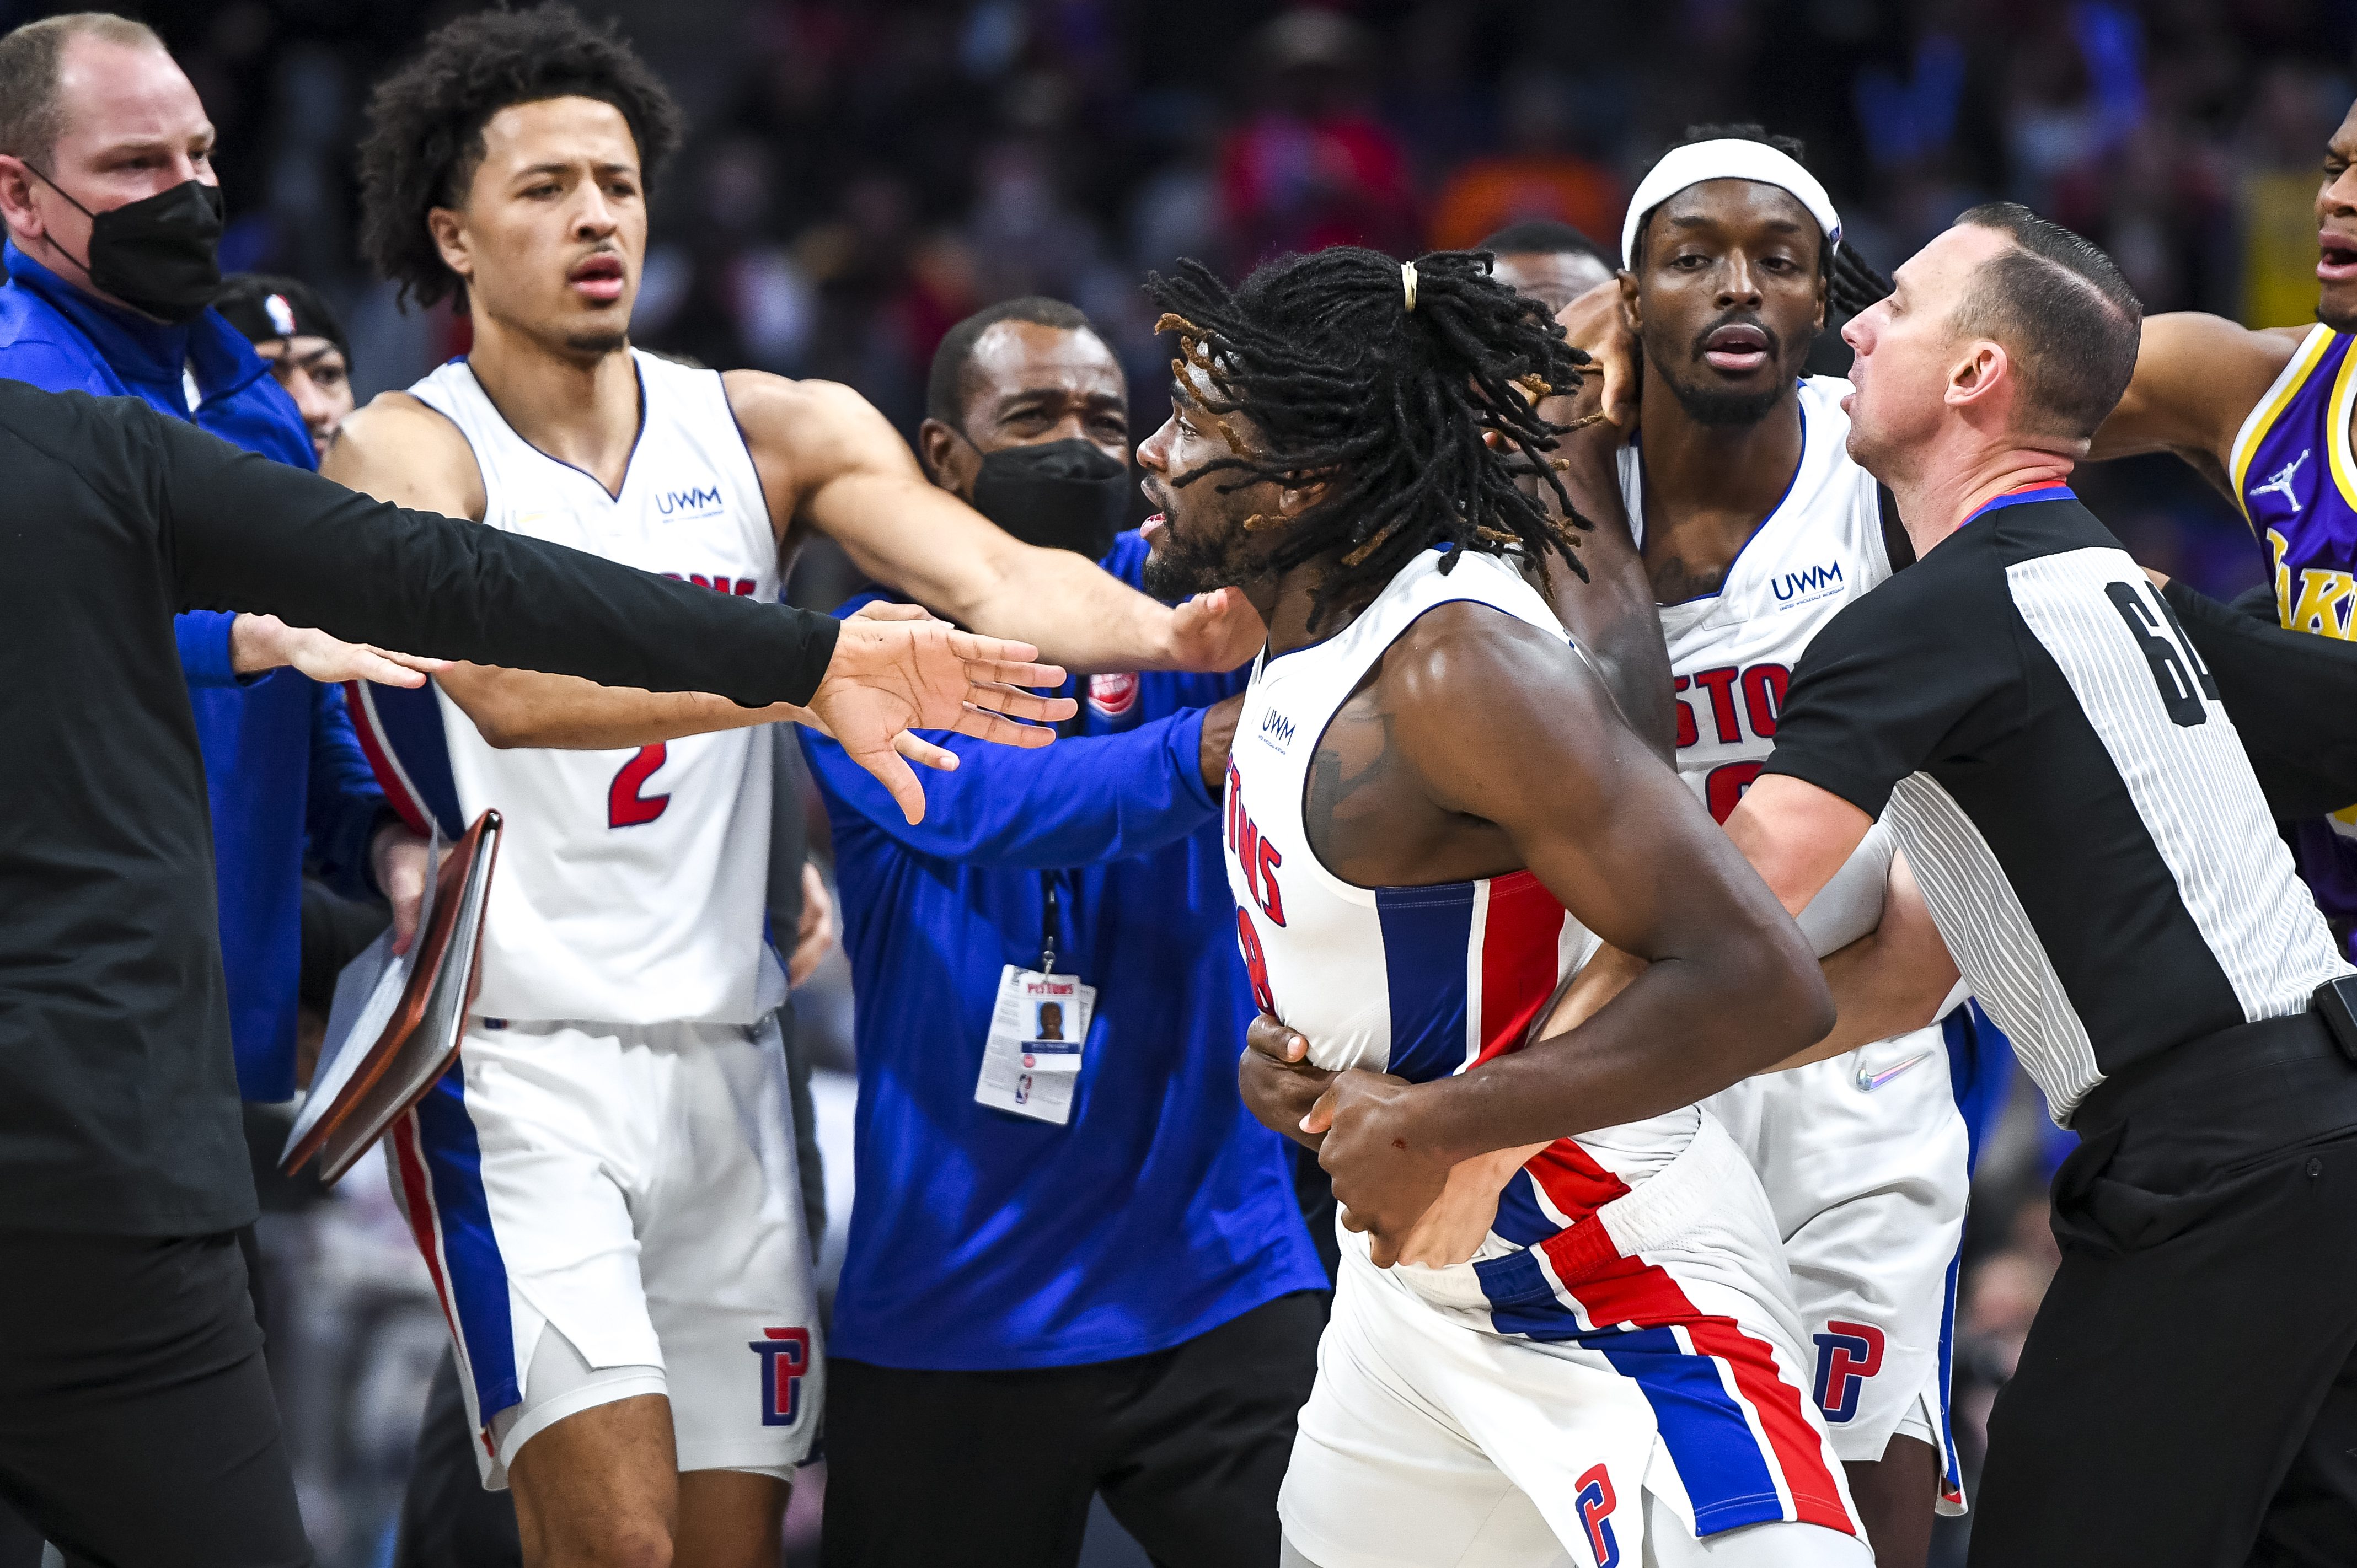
[28, 171, 224, 325]
[969, 438, 1134, 561]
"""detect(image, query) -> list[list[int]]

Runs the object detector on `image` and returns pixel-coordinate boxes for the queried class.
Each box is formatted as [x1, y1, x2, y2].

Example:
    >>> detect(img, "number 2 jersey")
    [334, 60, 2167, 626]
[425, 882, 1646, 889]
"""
[351, 352, 783, 1026]
[1224, 547, 1701, 1306]
[1620, 375, 1893, 820]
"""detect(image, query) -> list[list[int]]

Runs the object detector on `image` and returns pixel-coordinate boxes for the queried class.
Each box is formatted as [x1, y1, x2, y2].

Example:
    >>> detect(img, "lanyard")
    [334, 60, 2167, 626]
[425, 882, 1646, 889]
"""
[1036, 692, 1092, 975]
[1038, 871, 1063, 974]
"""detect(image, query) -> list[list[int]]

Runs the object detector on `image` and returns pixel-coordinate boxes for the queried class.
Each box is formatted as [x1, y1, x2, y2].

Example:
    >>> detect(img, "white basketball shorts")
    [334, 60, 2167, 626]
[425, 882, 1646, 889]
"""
[386, 1012, 821, 1488]
[1278, 1115, 1868, 1568]
[1703, 1021, 1968, 1509]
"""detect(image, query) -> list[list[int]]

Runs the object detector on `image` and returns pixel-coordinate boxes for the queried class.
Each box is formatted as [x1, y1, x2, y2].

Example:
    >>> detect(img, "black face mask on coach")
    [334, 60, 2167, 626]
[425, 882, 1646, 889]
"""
[27, 170, 226, 326]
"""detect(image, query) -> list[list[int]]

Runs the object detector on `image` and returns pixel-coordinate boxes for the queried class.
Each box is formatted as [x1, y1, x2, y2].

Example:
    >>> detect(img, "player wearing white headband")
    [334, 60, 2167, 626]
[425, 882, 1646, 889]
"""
[1533, 125, 1975, 1568]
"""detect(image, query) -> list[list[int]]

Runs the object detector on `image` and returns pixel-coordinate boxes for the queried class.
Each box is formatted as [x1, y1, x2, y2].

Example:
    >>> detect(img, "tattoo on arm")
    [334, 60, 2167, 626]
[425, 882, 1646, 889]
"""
[1304, 706, 1400, 867]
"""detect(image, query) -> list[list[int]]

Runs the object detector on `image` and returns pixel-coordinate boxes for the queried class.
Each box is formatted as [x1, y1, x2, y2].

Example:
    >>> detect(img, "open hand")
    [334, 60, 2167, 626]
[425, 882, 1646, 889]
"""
[232, 613, 449, 687]
[807, 602, 1078, 824]
[1554, 277, 1639, 432]
[1166, 586, 1266, 673]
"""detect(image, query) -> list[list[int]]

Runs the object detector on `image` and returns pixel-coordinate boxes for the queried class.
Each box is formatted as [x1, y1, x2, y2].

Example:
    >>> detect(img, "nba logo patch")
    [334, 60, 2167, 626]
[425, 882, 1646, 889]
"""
[264, 293, 298, 337]
[1088, 672, 1139, 717]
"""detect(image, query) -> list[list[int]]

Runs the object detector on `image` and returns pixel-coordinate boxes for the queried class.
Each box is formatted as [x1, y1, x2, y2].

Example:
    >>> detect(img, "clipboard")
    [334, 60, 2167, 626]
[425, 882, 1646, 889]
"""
[281, 808, 503, 1184]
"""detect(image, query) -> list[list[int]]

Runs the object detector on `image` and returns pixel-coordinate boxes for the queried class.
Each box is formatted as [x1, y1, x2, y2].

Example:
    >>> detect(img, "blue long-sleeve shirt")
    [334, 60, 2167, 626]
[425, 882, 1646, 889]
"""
[805, 532, 1325, 1370]
[0, 243, 389, 1098]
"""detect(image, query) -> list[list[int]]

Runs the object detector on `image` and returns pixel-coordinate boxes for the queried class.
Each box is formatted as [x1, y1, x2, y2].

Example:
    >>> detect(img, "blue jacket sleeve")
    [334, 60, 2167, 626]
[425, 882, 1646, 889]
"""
[306, 680, 393, 898]
[175, 610, 243, 688]
[801, 708, 1217, 869]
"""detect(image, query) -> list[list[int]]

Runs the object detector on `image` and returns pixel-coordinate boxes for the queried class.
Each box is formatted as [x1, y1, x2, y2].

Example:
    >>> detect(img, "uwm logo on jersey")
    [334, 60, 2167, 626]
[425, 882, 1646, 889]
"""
[655, 481, 726, 519]
[1771, 559, 1845, 605]
[1675, 662, 1790, 821]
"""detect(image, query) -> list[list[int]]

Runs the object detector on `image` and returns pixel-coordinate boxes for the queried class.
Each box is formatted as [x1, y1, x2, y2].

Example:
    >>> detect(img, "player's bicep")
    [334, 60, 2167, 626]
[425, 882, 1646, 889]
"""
[2092, 313, 2297, 465]
[769, 383, 1032, 610]
[1405, 625, 1783, 963]
[1517, 724, 1788, 966]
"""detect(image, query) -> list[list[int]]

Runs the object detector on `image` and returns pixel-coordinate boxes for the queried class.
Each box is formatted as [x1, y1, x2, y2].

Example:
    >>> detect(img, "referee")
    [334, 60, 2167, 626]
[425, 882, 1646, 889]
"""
[0, 380, 1061, 1564]
[1725, 204, 2357, 1565]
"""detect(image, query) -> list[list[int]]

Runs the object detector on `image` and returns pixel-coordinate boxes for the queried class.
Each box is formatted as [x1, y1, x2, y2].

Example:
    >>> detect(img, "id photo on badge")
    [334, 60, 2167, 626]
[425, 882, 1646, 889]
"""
[1022, 997, 1081, 1071]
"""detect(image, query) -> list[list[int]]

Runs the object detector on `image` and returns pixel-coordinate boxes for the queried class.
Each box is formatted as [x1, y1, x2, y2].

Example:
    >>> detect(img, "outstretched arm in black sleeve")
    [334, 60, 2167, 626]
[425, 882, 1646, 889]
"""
[2161, 576, 2357, 821]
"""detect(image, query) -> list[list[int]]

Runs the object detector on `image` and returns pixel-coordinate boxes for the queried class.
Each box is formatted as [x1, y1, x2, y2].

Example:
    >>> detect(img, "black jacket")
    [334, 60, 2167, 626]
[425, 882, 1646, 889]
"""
[0, 382, 837, 1234]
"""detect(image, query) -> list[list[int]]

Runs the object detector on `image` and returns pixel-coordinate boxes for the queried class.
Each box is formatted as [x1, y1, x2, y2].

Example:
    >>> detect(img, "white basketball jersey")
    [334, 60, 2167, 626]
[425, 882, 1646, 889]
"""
[1620, 377, 1891, 820]
[408, 352, 784, 1025]
[1226, 549, 1697, 1257]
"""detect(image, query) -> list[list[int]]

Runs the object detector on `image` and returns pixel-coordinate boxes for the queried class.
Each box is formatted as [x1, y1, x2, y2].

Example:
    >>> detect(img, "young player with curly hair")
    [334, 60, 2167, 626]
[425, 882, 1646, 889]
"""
[332, 7, 1255, 1564]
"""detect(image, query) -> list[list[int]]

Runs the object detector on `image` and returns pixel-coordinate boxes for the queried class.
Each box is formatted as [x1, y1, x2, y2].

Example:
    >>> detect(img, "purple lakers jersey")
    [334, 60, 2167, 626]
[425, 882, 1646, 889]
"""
[2233, 324, 2357, 943]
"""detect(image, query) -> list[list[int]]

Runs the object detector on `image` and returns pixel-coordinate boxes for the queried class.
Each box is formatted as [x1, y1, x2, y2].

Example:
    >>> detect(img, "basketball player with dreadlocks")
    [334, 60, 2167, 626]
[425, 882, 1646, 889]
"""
[1138, 245, 1869, 1566]
[323, 8, 1250, 1567]
[1545, 130, 1974, 1567]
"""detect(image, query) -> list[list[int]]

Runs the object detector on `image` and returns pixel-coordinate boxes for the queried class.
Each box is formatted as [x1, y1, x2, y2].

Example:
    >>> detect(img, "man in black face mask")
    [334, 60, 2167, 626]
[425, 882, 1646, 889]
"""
[805, 296, 1331, 1568]
[917, 295, 1137, 560]
[0, 13, 433, 1128]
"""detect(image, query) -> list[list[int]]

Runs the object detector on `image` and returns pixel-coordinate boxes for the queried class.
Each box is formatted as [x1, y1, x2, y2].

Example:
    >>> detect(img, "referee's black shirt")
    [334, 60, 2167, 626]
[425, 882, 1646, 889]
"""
[1763, 485, 2354, 1122]
[0, 382, 840, 1236]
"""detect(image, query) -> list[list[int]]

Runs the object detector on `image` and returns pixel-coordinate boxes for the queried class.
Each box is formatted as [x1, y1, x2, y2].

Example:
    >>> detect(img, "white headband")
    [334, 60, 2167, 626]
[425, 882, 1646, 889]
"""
[1619, 139, 1843, 270]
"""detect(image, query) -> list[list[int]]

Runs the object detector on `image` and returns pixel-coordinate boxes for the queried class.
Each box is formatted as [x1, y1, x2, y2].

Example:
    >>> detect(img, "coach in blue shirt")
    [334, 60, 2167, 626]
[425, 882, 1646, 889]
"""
[0, 15, 425, 1100]
[806, 297, 1326, 1568]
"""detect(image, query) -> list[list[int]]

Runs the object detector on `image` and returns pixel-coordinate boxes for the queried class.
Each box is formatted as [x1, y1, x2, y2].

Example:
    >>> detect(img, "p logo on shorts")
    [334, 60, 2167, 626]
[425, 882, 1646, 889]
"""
[1811, 1319, 1886, 1424]
[1574, 1462, 1621, 1568]
[751, 1326, 811, 1427]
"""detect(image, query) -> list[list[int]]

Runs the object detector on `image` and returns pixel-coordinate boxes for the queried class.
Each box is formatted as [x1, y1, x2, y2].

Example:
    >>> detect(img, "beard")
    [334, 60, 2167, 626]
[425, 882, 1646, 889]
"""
[1141, 529, 1233, 600]
[1140, 507, 1256, 601]
[1640, 315, 1804, 428]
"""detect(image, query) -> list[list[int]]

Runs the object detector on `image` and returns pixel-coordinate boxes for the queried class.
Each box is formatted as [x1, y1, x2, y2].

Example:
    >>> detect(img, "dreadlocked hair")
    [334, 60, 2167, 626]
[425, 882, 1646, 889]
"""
[1145, 247, 1593, 631]
[1830, 245, 1893, 320]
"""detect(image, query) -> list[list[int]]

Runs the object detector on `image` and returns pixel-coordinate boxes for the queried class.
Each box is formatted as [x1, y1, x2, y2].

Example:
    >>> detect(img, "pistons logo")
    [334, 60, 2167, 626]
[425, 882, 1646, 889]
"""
[1812, 1319, 1886, 1424]
[750, 1326, 811, 1427]
[1574, 1463, 1621, 1567]
[1088, 672, 1139, 717]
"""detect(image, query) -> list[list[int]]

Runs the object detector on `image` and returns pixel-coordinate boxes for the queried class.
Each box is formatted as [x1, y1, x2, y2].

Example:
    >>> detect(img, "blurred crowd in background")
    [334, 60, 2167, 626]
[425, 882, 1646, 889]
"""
[18, 0, 2354, 1561]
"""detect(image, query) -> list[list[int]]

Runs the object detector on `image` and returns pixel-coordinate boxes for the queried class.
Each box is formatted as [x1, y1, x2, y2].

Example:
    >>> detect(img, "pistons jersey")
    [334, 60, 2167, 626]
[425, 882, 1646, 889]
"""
[1225, 547, 1701, 1325]
[350, 352, 784, 1026]
[1620, 376, 1891, 821]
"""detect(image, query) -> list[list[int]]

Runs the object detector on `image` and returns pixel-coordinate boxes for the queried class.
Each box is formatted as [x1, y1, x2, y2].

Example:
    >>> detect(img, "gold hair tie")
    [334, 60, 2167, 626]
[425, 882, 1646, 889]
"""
[1401, 261, 1418, 313]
